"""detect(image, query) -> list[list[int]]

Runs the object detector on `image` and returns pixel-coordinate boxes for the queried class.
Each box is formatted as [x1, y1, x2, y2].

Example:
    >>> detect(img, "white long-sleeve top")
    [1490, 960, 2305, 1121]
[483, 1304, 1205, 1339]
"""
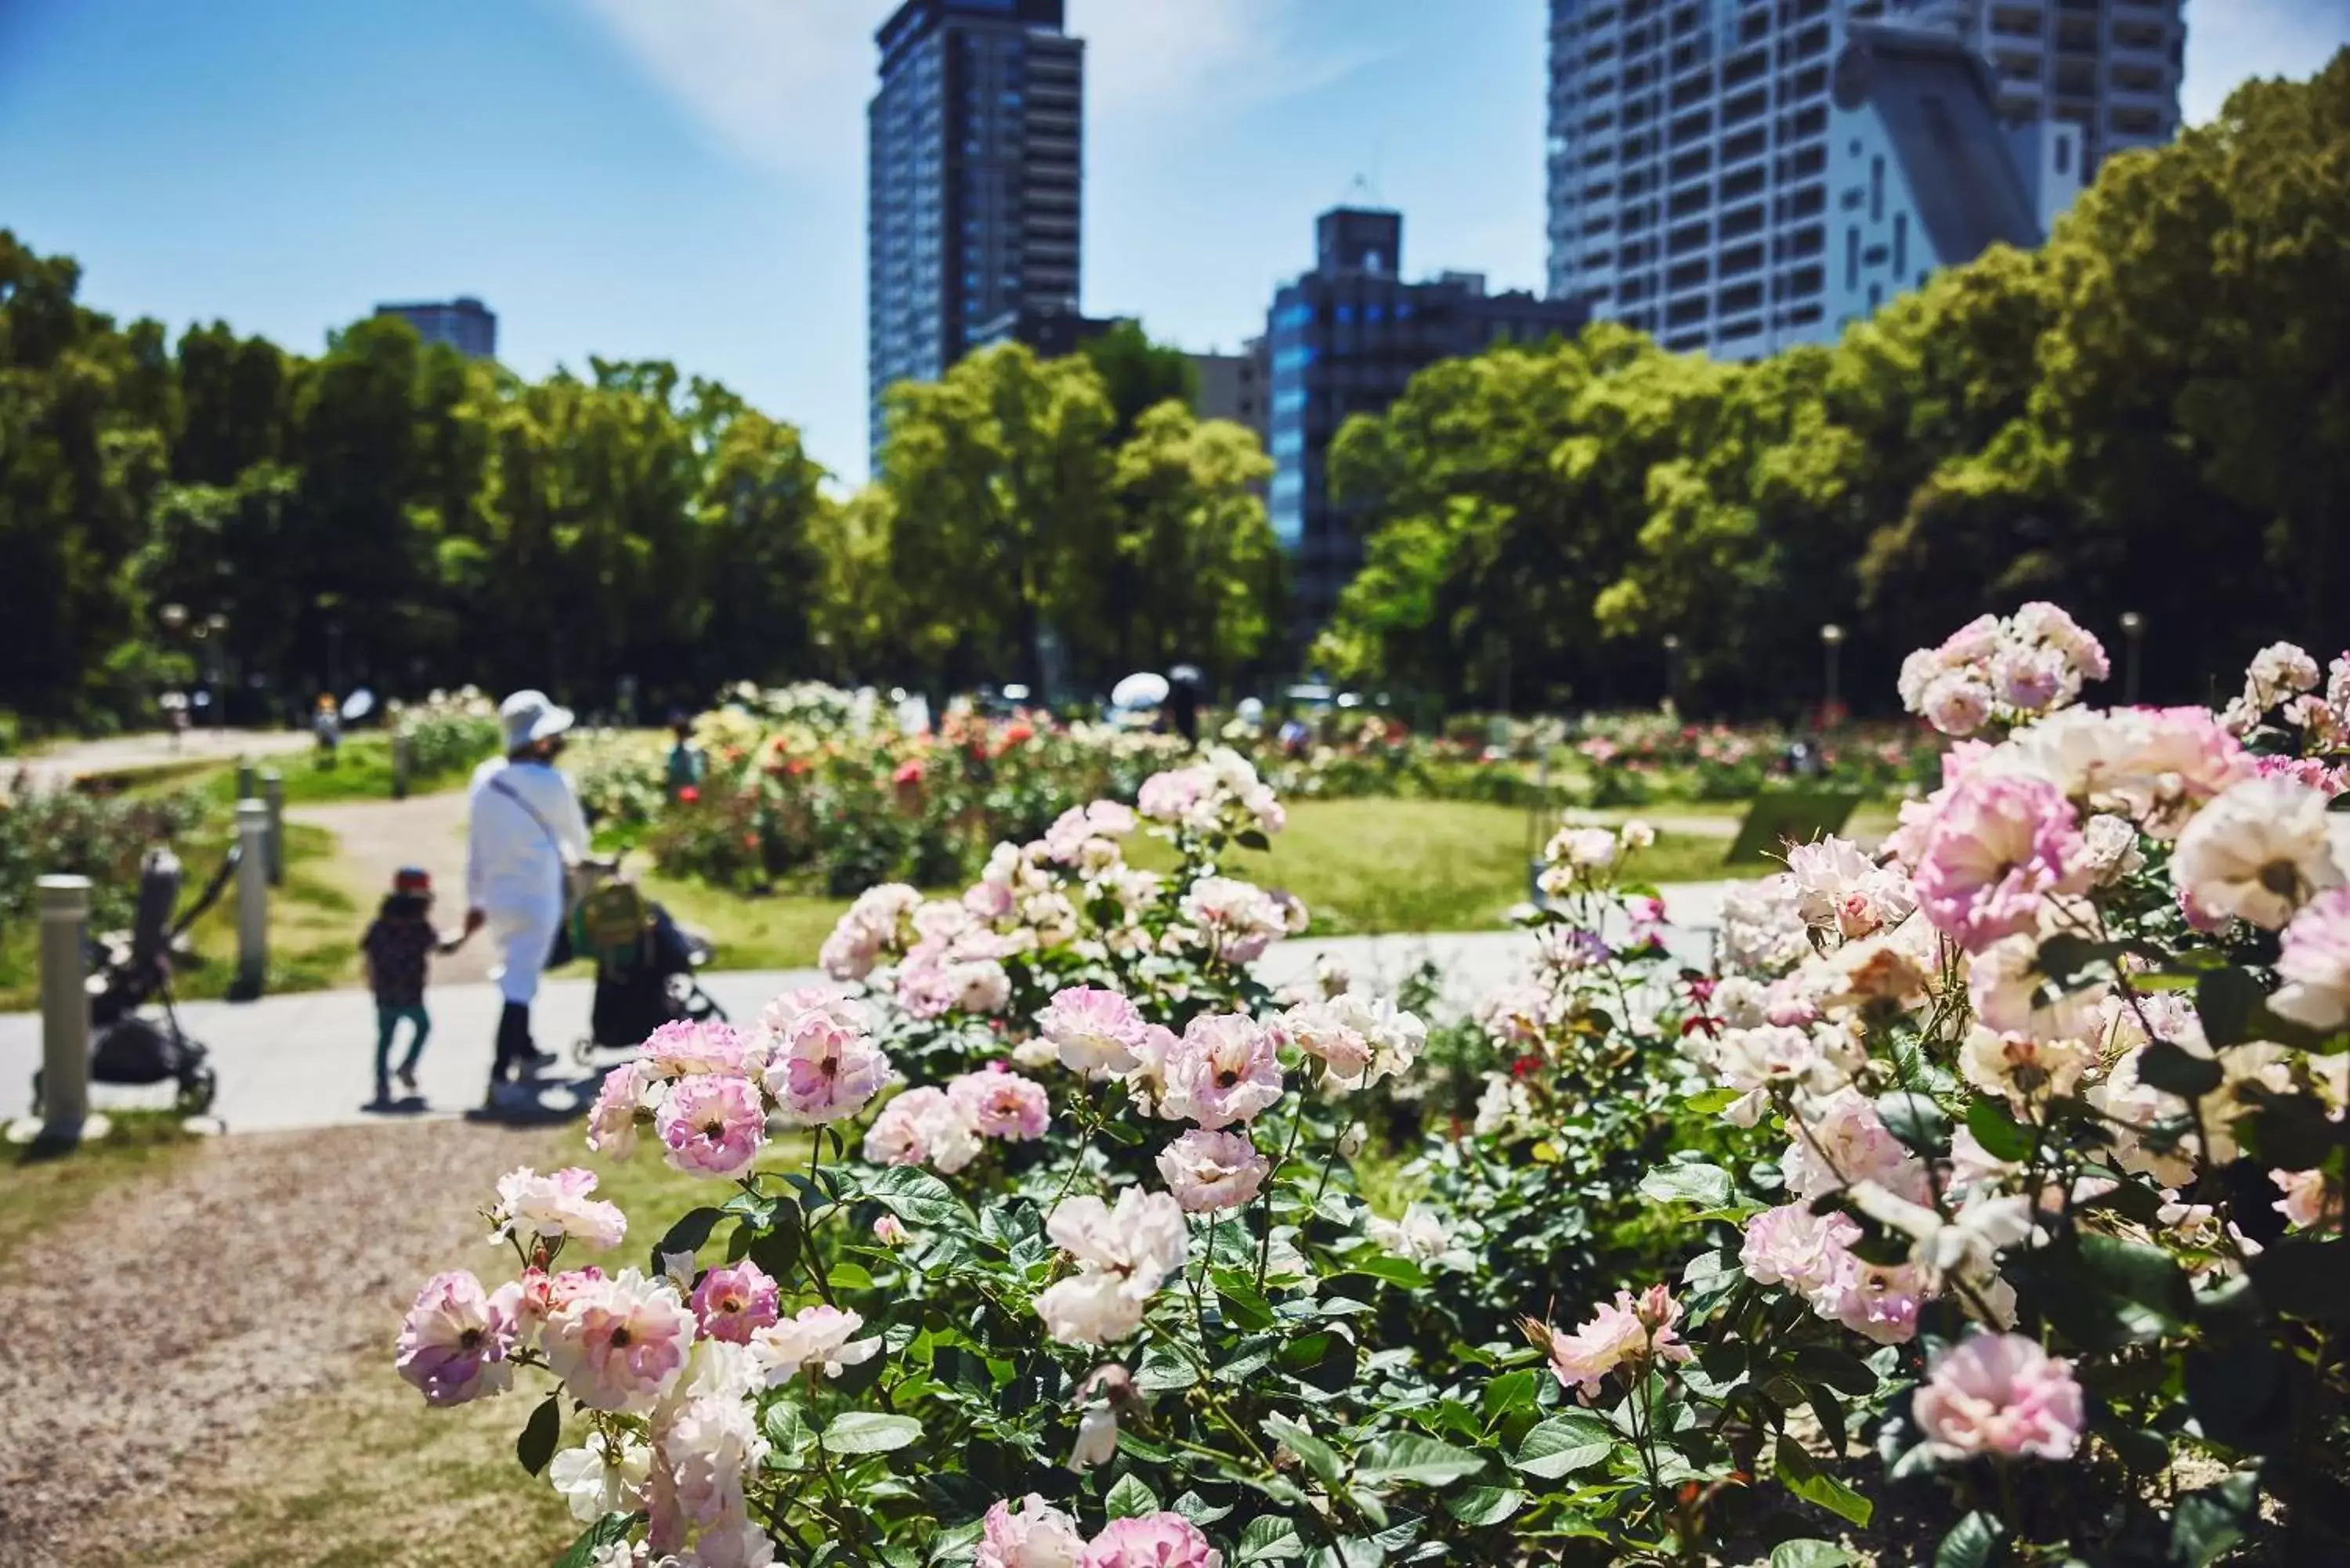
[465, 757, 588, 916]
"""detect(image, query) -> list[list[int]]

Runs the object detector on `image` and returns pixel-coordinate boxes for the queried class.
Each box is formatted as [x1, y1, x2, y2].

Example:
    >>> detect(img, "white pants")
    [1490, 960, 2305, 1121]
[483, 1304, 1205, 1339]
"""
[487, 902, 562, 1006]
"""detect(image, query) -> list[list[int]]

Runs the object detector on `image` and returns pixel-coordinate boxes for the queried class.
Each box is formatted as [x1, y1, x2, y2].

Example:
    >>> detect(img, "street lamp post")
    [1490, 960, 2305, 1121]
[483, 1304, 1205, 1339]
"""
[1820, 623, 1846, 728]
[204, 612, 229, 728]
[2118, 611, 2146, 705]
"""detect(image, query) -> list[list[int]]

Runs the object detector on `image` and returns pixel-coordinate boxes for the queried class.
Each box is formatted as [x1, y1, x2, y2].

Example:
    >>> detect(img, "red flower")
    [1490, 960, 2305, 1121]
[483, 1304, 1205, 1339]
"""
[1509, 1054, 1541, 1079]
[678, 785, 700, 804]
[894, 760, 924, 786]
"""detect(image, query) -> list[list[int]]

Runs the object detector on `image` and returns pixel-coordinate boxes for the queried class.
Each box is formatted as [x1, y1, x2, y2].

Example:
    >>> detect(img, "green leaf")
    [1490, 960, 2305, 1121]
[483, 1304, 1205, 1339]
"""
[1875, 1089, 1949, 1156]
[1444, 1485, 1524, 1526]
[2077, 1232, 2193, 1337]
[2136, 1039, 2224, 1098]
[1341, 1252, 1430, 1289]
[1236, 1515, 1306, 1561]
[1235, 829, 1272, 853]
[1965, 1096, 2032, 1162]
[1510, 1411, 1616, 1479]
[651, 1206, 726, 1273]
[555, 1515, 638, 1568]
[1104, 1472, 1162, 1520]
[1637, 1161, 1733, 1208]
[1217, 1284, 1278, 1332]
[1932, 1512, 2001, 1568]
[2170, 1471, 2259, 1566]
[1353, 1434, 1487, 1489]
[1264, 1414, 1344, 1489]
[860, 1163, 969, 1230]
[1685, 1086, 1742, 1114]
[1480, 1368, 1538, 1422]
[822, 1411, 923, 1454]
[1774, 1434, 1872, 1528]
[1789, 1346, 1878, 1397]
[516, 1393, 562, 1477]
[1770, 1542, 1856, 1568]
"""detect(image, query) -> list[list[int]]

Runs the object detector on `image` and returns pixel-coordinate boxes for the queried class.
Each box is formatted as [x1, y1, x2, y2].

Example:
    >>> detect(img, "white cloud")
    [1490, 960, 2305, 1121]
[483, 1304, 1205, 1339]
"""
[2182, 0, 2350, 125]
[573, 0, 1382, 176]
[573, 0, 877, 176]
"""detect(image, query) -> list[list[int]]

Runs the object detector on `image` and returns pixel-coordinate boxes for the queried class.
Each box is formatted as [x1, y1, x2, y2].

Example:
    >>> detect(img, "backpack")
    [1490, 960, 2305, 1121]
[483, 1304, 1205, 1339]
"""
[569, 880, 652, 973]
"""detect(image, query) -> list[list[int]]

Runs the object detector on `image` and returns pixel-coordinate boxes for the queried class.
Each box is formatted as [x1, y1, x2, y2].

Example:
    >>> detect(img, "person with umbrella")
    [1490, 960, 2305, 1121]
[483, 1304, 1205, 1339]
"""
[1166, 664, 1203, 747]
[463, 690, 588, 1099]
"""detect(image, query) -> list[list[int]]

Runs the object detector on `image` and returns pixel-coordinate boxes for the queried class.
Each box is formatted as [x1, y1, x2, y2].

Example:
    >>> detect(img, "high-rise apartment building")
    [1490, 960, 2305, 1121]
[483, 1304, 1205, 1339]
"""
[867, 0, 1083, 464]
[1544, 0, 2182, 357]
[1188, 339, 1271, 450]
[374, 297, 497, 359]
[1267, 209, 1588, 631]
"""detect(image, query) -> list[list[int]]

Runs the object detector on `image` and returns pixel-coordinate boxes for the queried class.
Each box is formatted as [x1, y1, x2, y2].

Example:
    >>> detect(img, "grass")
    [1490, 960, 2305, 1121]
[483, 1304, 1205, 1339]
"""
[635, 869, 855, 974]
[187, 734, 486, 807]
[174, 819, 366, 999]
[1, 1110, 204, 1266]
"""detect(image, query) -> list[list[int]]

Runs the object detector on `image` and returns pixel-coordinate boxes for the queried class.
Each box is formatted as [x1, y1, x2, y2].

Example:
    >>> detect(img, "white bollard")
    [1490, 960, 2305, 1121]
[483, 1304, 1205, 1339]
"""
[262, 769, 286, 887]
[235, 799, 270, 999]
[38, 876, 93, 1138]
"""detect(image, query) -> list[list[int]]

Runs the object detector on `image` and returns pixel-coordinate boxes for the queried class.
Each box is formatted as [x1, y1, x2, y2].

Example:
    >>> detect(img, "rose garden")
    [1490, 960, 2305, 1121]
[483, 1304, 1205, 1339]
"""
[5, 47, 2350, 1568]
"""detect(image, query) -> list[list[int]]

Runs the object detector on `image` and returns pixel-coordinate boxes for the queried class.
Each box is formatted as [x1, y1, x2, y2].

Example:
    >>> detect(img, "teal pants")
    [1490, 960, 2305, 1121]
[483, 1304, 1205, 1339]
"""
[376, 1003, 430, 1086]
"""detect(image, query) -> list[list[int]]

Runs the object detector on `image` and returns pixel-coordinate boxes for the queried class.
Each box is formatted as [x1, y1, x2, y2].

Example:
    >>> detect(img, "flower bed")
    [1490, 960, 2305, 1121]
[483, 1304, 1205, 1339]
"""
[577, 689, 1940, 901]
[400, 605, 2347, 1563]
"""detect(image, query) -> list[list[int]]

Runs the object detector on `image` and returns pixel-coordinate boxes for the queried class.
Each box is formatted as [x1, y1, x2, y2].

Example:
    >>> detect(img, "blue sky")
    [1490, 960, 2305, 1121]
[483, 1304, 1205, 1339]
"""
[3, 0, 2344, 486]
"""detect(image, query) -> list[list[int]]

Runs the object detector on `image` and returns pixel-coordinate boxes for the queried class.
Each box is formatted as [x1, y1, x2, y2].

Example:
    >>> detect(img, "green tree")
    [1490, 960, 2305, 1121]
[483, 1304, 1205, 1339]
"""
[1106, 401, 1280, 681]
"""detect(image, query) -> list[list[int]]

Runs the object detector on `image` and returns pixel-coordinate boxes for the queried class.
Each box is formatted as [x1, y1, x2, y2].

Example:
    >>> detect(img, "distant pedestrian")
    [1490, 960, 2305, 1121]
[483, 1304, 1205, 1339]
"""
[465, 689, 589, 1100]
[361, 866, 461, 1104]
[1166, 664, 1202, 747]
[665, 709, 706, 803]
[313, 693, 342, 765]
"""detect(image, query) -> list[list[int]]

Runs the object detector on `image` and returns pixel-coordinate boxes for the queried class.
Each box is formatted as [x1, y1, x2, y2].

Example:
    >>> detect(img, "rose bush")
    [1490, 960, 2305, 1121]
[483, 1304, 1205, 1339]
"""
[403, 611, 2350, 1563]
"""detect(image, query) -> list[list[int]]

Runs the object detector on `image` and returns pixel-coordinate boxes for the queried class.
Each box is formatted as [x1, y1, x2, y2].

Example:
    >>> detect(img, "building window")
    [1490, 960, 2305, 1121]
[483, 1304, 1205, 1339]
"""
[1893, 212, 1908, 276]
[1869, 155, 1884, 222]
[1846, 226, 1859, 290]
[1867, 283, 1882, 309]
[2055, 136, 2070, 175]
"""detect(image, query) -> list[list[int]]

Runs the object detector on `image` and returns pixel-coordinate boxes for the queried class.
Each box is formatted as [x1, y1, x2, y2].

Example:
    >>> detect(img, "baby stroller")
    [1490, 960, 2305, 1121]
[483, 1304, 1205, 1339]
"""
[568, 864, 726, 1065]
[31, 846, 222, 1119]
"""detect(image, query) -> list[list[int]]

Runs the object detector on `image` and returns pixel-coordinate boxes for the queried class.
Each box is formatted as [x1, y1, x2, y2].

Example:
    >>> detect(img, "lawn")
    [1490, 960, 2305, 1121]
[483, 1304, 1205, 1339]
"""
[186, 732, 487, 807]
[0, 820, 361, 1010]
[1, 1110, 204, 1266]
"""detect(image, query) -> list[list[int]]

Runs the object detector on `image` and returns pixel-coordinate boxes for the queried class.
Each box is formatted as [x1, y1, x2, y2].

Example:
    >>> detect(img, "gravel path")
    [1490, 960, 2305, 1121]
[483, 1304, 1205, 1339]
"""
[291, 789, 494, 985]
[8, 727, 312, 793]
[0, 1118, 551, 1567]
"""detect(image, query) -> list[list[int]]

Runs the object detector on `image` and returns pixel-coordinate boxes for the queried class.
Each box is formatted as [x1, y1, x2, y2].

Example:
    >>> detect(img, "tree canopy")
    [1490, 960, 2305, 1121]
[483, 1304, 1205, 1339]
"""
[1318, 49, 2350, 714]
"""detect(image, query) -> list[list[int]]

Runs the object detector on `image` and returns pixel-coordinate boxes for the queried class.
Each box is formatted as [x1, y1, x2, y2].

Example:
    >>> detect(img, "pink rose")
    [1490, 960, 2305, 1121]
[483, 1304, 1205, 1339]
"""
[1155, 1129, 1271, 1213]
[1080, 1512, 1224, 1568]
[1163, 1012, 1284, 1129]
[949, 1065, 1052, 1140]
[689, 1259, 781, 1345]
[656, 1074, 767, 1180]
[396, 1269, 518, 1406]
[1912, 771, 2087, 952]
[1914, 1333, 2083, 1460]
[542, 1267, 697, 1413]
[1544, 1284, 1693, 1400]
[763, 1010, 889, 1125]
[638, 1017, 752, 1079]
[1039, 986, 1147, 1075]
[978, 1493, 1086, 1568]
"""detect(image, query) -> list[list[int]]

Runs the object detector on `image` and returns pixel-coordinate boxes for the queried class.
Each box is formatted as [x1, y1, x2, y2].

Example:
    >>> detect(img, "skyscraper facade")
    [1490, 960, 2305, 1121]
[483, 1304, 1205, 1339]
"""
[1543, 0, 2182, 356]
[867, 0, 1083, 464]
[1267, 209, 1588, 632]
[374, 297, 496, 359]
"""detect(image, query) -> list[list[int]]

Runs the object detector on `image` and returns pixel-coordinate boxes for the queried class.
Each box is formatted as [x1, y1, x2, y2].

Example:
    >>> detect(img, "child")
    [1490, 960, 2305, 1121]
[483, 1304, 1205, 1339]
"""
[361, 867, 461, 1103]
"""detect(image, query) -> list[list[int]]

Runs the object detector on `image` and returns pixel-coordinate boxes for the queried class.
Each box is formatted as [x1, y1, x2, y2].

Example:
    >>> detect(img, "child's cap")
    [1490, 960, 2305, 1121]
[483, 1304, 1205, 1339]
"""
[393, 867, 432, 894]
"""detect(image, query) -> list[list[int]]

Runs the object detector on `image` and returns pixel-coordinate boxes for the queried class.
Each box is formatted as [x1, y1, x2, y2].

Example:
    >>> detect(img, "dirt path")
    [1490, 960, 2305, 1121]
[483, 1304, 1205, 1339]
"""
[291, 789, 495, 985]
[0, 1118, 553, 1567]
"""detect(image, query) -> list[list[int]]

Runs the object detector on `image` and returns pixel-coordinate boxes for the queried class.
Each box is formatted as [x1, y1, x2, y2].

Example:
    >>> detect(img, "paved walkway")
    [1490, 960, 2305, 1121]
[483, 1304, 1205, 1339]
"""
[8, 728, 311, 791]
[0, 884, 1738, 1135]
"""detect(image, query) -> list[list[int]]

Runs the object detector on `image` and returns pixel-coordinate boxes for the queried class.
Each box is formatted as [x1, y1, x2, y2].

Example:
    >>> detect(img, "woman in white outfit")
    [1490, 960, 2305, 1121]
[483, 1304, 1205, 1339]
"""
[464, 690, 589, 1097]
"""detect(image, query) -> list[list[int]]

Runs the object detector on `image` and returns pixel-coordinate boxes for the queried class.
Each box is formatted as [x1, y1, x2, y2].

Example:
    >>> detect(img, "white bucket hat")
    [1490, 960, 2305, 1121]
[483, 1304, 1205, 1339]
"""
[498, 689, 575, 752]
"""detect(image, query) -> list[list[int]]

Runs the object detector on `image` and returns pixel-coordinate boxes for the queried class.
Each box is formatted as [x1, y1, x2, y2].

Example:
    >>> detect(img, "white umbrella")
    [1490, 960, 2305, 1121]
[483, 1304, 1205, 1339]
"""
[1112, 671, 1170, 709]
[340, 688, 376, 722]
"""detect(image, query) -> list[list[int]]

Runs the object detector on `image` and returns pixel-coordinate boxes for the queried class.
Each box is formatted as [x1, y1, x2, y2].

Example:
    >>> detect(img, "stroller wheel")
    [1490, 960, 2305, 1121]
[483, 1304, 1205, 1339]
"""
[573, 1035, 598, 1068]
[177, 1064, 218, 1118]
